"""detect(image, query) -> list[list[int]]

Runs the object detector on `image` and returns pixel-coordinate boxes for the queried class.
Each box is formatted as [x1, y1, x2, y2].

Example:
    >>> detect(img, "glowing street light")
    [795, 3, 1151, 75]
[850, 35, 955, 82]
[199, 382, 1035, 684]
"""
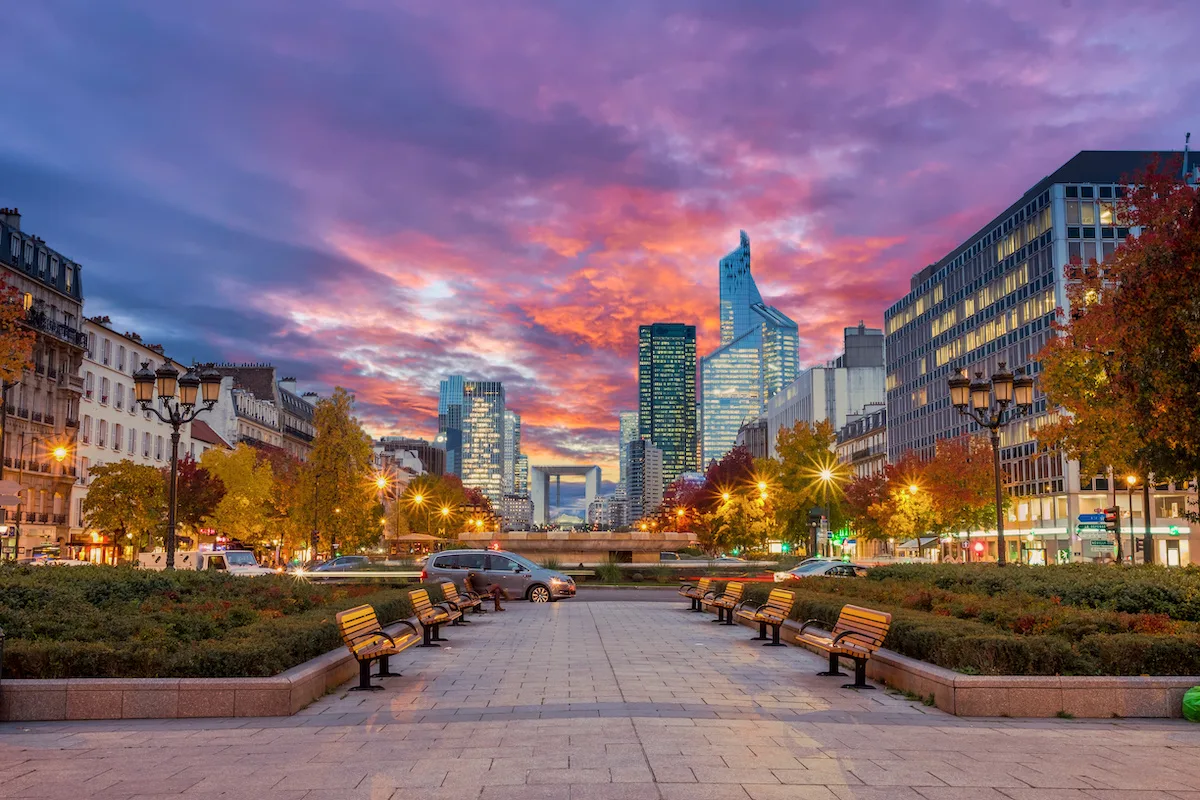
[909, 483, 920, 495]
[413, 493, 424, 505]
[721, 492, 731, 502]
[375, 475, 389, 490]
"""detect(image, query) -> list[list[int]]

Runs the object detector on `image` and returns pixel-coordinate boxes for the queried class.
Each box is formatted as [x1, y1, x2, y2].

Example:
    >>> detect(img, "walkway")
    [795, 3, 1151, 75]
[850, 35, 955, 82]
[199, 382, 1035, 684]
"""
[2, 600, 1199, 799]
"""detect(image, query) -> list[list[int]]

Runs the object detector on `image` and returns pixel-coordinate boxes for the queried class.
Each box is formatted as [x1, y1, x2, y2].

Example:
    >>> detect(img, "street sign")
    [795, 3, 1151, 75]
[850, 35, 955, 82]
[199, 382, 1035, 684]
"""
[1090, 540, 1114, 549]
[1078, 513, 1105, 523]
[1076, 522, 1108, 531]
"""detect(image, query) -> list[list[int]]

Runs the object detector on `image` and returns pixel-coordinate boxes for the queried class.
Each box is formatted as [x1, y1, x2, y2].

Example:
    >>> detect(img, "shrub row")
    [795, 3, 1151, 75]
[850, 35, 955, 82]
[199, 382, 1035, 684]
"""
[0, 565, 446, 680]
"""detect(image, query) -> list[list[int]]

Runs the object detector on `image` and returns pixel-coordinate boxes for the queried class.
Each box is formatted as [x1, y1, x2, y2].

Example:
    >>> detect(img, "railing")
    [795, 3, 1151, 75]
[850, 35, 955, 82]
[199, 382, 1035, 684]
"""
[31, 411, 42, 423]
[65, 418, 78, 428]
[47, 367, 58, 380]
[44, 413, 54, 425]
[283, 424, 315, 443]
[24, 309, 88, 348]
[16, 407, 28, 419]
[52, 513, 67, 524]
[35, 363, 45, 375]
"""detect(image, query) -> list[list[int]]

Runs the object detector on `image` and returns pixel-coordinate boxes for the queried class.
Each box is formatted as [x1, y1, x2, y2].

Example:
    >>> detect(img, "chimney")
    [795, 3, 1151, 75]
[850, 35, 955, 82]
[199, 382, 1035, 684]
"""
[279, 377, 297, 394]
[0, 207, 20, 231]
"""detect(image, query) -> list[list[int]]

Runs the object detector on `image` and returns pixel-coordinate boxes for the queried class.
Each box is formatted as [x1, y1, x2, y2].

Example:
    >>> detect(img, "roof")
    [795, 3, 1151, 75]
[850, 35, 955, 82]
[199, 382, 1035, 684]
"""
[190, 420, 231, 448]
[211, 365, 277, 401]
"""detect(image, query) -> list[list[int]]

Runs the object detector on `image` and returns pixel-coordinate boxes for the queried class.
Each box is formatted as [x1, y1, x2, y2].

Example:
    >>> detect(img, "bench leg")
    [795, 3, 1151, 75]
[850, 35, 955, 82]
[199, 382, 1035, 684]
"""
[349, 659, 383, 691]
[762, 623, 785, 647]
[419, 623, 440, 648]
[691, 598, 703, 612]
[376, 654, 399, 678]
[711, 607, 724, 623]
[817, 650, 848, 677]
[752, 621, 768, 641]
[842, 658, 875, 690]
[432, 623, 448, 642]
[723, 608, 735, 625]
[457, 610, 472, 624]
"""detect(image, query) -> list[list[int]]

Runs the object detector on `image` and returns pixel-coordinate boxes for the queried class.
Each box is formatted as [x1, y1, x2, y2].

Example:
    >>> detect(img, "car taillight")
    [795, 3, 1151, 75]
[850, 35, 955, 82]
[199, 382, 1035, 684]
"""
[420, 569, 427, 582]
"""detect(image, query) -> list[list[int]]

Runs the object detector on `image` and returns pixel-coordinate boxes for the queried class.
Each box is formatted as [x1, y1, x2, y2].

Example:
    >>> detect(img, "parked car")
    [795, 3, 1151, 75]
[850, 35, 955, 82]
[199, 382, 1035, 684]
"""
[311, 555, 371, 572]
[138, 550, 275, 576]
[421, 549, 575, 603]
[659, 551, 682, 561]
[774, 561, 870, 582]
[712, 555, 746, 563]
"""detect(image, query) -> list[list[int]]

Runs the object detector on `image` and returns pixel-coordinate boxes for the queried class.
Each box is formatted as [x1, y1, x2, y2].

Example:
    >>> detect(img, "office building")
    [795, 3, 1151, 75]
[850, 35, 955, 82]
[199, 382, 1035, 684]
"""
[700, 231, 799, 465]
[503, 410, 521, 494]
[617, 410, 639, 489]
[767, 322, 885, 455]
[626, 438, 664, 522]
[638, 323, 697, 486]
[884, 149, 1195, 566]
[501, 493, 533, 530]
[836, 403, 887, 479]
[514, 454, 529, 496]
[437, 375, 464, 476]
[734, 416, 769, 460]
[376, 436, 445, 476]
[461, 380, 506, 507]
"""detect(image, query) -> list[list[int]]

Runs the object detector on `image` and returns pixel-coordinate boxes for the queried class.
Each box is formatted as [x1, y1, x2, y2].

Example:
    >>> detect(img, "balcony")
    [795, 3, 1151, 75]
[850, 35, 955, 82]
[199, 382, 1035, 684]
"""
[52, 513, 67, 524]
[65, 417, 78, 428]
[47, 366, 58, 380]
[283, 424, 315, 443]
[24, 308, 88, 348]
[31, 411, 42, 423]
[34, 363, 46, 376]
[44, 413, 54, 425]
[16, 407, 28, 419]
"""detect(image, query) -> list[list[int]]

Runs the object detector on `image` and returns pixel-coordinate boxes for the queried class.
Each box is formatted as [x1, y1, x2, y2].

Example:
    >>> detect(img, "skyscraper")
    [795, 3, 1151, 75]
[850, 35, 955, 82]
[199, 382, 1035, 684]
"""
[503, 409, 522, 494]
[700, 231, 799, 465]
[638, 323, 697, 486]
[626, 438, 664, 522]
[437, 375, 464, 476]
[514, 454, 529, 496]
[461, 380, 506, 507]
[617, 410, 639, 489]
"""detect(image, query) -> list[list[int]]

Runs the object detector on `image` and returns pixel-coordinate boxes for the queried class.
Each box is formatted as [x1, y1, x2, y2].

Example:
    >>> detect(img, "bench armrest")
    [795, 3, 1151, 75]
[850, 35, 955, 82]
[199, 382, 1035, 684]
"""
[832, 630, 874, 647]
[799, 618, 828, 634]
[679, 582, 697, 590]
[732, 600, 756, 613]
[461, 590, 483, 601]
[367, 629, 397, 647]
[702, 590, 717, 600]
[393, 620, 420, 638]
[434, 602, 460, 615]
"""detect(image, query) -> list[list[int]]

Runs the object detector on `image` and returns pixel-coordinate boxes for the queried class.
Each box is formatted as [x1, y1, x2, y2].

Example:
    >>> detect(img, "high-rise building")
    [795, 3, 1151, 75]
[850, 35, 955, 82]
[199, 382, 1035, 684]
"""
[461, 380, 506, 507]
[437, 375, 464, 476]
[884, 149, 1196, 566]
[626, 438, 664, 522]
[637, 323, 697, 486]
[617, 410, 639, 490]
[700, 231, 799, 465]
[767, 322, 885, 455]
[514, 454, 529, 496]
[503, 410, 521, 494]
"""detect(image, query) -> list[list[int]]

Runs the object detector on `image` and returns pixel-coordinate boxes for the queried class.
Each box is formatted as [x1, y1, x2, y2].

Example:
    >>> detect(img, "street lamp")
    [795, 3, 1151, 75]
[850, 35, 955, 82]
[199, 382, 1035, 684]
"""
[813, 461, 845, 558]
[947, 362, 1034, 566]
[133, 361, 221, 569]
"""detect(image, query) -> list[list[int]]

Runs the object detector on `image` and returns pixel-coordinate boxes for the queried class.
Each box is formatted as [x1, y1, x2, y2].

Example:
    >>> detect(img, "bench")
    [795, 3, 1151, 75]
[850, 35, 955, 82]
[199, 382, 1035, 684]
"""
[795, 604, 892, 690]
[441, 581, 483, 619]
[335, 604, 420, 691]
[679, 577, 714, 612]
[733, 588, 794, 646]
[409, 588, 463, 647]
[707, 581, 744, 625]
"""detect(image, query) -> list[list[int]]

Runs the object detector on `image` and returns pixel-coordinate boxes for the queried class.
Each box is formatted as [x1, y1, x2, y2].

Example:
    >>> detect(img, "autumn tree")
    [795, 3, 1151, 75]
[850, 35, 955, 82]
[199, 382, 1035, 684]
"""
[926, 436, 999, 535]
[0, 278, 34, 385]
[396, 473, 466, 536]
[168, 455, 225, 538]
[844, 470, 889, 543]
[83, 460, 166, 551]
[200, 444, 275, 547]
[708, 493, 774, 555]
[771, 419, 843, 553]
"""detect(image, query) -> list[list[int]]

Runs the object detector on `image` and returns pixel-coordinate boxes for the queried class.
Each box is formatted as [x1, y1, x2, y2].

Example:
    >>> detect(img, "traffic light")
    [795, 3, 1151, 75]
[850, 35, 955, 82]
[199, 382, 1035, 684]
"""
[1135, 538, 1145, 554]
[780, 542, 791, 553]
[1104, 507, 1121, 535]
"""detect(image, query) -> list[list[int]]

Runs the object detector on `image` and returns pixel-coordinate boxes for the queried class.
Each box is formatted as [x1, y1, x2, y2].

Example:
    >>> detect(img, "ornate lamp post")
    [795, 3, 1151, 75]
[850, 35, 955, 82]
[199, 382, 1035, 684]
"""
[947, 362, 1034, 566]
[133, 362, 221, 570]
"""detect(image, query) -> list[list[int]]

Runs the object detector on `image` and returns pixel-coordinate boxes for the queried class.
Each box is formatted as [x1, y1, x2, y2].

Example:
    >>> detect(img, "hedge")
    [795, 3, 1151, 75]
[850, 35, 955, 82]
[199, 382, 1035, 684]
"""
[0, 564, 446, 679]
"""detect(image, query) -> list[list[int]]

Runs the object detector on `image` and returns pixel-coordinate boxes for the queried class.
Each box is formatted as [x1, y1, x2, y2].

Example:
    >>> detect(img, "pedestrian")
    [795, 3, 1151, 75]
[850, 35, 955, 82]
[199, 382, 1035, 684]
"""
[468, 570, 510, 611]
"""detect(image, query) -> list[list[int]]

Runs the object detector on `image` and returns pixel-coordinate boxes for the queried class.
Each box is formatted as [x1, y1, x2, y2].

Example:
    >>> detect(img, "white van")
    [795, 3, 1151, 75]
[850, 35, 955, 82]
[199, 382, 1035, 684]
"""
[138, 550, 275, 576]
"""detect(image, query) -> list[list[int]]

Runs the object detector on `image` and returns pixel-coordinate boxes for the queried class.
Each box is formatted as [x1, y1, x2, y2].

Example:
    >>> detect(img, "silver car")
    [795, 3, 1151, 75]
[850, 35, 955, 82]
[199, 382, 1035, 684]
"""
[421, 549, 576, 603]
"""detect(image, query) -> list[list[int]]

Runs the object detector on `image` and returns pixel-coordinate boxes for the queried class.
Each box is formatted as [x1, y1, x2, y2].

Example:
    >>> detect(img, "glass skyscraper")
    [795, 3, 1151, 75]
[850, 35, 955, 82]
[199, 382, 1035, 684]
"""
[503, 409, 522, 495]
[638, 324, 698, 487]
[617, 410, 639, 491]
[461, 380, 506, 507]
[437, 375, 464, 476]
[701, 231, 799, 464]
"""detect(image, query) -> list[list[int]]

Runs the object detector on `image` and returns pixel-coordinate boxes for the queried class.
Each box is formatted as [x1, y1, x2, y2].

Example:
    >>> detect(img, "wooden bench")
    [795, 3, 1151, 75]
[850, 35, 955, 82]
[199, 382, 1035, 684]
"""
[441, 581, 483, 619]
[409, 588, 463, 647]
[795, 604, 892, 690]
[335, 604, 420, 691]
[707, 581, 744, 625]
[733, 588, 794, 646]
[679, 577, 714, 612]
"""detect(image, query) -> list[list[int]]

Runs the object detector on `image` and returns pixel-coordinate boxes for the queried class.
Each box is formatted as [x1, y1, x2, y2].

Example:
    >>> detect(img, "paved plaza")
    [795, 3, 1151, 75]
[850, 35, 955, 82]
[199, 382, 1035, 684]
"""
[2, 597, 1199, 799]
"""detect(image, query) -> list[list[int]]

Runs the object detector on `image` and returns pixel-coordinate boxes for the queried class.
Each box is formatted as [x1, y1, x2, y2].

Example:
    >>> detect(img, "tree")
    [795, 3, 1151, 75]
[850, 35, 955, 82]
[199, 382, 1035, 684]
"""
[1037, 160, 1200, 485]
[926, 436, 999, 536]
[0, 279, 34, 385]
[250, 443, 308, 554]
[200, 444, 275, 548]
[302, 387, 380, 555]
[82, 460, 165, 551]
[772, 419, 842, 552]
[169, 455, 225, 538]
[844, 471, 889, 543]
[396, 473, 466, 536]
[708, 492, 774, 555]
[699, 445, 757, 512]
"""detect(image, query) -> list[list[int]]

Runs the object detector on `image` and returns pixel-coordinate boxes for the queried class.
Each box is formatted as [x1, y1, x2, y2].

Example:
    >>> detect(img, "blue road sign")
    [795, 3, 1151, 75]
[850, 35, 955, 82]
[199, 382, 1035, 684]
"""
[1078, 513, 1105, 523]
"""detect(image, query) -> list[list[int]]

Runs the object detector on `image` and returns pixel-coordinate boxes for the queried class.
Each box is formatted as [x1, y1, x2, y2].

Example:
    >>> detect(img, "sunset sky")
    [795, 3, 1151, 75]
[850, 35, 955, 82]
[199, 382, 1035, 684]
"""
[2, 0, 1197, 478]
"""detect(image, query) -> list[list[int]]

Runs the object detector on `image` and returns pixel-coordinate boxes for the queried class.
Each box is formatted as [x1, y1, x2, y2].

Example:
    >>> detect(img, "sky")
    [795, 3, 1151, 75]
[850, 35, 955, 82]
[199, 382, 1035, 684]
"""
[2, 0, 1197, 481]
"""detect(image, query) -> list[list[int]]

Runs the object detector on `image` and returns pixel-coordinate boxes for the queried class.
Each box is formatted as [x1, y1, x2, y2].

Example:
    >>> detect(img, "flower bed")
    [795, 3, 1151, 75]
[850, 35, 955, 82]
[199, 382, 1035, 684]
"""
[0, 565, 444, 680]
[731, 564, 1200, 676]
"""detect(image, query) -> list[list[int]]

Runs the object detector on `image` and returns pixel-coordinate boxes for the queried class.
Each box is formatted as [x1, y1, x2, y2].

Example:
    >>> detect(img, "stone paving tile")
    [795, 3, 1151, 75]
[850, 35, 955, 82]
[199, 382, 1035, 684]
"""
[3, 600, 1199, 799]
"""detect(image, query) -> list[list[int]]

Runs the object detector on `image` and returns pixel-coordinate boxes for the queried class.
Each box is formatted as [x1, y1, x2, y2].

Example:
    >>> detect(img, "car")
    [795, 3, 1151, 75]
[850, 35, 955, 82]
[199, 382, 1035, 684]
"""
[774, 561, 870, 581]
[659, 551, 682, 561]
[311, 555, 371, 572]
[712, 555, 746, 563]
[421, 548, 575, 603]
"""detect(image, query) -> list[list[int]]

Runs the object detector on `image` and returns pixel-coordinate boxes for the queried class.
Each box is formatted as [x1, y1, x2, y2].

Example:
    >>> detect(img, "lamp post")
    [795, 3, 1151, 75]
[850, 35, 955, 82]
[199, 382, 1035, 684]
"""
[1125, 474, 1137, 564]
[947, 362, 1034, 566]
[133, 362, 221, 570]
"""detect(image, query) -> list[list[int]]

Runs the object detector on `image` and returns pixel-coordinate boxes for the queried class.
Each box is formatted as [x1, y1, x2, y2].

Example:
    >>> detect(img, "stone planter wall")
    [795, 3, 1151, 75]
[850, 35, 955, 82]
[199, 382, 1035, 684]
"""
[0, 621, 412, 722]
[729, 615, 1198, 718]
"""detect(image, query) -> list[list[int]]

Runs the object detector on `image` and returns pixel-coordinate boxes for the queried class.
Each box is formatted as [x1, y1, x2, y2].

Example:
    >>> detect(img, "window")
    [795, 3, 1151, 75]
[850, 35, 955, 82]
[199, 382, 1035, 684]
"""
[117, 346, 126, 371]
[50, 257, 59, 280]
[98, 420, 107, 448]
[82, 415, 92, 444]
[142, 432, 151, 458]
[86, 333, 95, 359]
[113, 424, 122, 451]
[65, 266, 72, 292]
[23, 242, 33, 264]
[84, 371, 94, 399]
[487, 554, 517, 572]
[81, 457, 89, 484]
[101, 339, 111, 366]
[128, 427, 136, 454]
[8, 236, 18, 259]
[155, 436, 163, 460]
[115, 383, 124, 410]
[100, 377, 110, 405]
[1065, 201, 1080, 224]
[1080, 203, 1095, 225]
[37, 250, 47, 276]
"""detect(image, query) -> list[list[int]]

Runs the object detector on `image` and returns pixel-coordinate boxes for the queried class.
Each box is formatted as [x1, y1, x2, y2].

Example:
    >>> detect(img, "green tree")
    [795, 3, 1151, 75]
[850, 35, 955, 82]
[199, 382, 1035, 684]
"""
[771, 419, 842, 552]
[709, 493, 774, 555]
[82, 460, 165, 551]
[302, 387, 380, 555]
[200, 444, 275, 547]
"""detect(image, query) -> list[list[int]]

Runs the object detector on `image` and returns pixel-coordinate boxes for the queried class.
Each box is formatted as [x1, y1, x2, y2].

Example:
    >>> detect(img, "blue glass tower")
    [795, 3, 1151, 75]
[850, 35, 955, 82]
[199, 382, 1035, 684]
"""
[437, 375, 464, 476]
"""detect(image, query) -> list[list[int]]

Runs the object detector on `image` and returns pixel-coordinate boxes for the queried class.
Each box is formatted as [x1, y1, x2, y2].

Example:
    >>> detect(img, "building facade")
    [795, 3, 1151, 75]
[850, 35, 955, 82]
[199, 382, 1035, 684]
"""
[701, 231, 799, 465]
[626, 438, 664, 522]
[734, 416, 769, 461]
[501, 493, 533, 530]
[503, 409, 521, 495]
[767, 323, 885, 456]
[0, 209, 86, 562]
[617, 410, 639, 491]
[883, 149, 1195, 565]
[638, 323, 697, 486]
[514, 454, 528, 496]
[377, 436, 445, 476]
[835, 403, 887, 479]
[277, 378, 316, 461]
[437, 375, 464, 476]
[461, 380, 506, 507]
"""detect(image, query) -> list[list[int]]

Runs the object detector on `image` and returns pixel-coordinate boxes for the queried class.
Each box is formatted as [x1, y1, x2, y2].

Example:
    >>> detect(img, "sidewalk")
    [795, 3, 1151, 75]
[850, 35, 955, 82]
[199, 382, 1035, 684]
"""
[2, 599, 1199, 799]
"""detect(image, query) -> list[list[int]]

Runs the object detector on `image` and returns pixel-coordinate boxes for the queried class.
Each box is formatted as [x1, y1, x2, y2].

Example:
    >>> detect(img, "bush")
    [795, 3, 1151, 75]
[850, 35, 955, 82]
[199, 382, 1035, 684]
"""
[539, 556, 563, 570]
[595, 560, 624, 584]
[0, 564, 446, 679]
